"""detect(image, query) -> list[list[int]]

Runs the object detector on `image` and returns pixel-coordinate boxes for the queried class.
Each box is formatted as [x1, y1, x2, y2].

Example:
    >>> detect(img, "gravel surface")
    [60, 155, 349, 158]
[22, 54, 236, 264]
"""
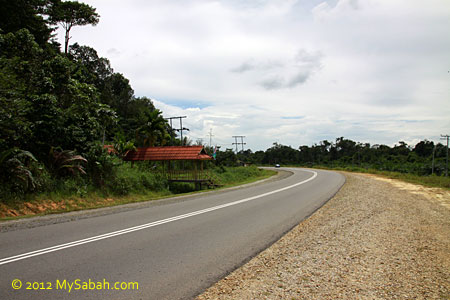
[197, 172, 450, 300]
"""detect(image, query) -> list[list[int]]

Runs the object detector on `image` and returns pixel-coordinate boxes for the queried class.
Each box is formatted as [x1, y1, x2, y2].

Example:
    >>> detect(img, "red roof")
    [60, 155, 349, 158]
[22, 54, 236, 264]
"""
[103, 145, 116, 154]
[123, 146, 212, 161]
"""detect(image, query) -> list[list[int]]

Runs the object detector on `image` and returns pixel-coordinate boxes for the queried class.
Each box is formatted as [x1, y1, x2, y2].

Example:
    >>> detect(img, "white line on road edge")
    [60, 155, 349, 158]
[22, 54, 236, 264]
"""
[0, 170, 317, 266]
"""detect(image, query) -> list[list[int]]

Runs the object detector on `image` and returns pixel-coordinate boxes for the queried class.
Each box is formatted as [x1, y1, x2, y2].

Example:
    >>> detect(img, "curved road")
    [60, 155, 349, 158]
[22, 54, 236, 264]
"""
[0, 168, 344, 300]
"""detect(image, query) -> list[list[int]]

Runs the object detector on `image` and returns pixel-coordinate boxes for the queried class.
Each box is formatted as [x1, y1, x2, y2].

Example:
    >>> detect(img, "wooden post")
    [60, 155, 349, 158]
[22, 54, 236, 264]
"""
[194, 160, 198, 181]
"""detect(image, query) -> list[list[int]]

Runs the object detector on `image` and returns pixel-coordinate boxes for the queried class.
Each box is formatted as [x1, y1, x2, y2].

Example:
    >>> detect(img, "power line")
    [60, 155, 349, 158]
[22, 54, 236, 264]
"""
[441, 134, 449, 177]
[232, 136, 246, 153]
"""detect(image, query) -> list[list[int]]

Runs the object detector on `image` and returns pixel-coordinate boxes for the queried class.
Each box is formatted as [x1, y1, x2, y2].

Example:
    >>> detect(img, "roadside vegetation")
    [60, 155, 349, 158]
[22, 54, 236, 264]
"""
[1, 1, 447, 218]
[0, 1, 275, 219]
[0, 163, 274, 219]
[234, 139, 449, 189]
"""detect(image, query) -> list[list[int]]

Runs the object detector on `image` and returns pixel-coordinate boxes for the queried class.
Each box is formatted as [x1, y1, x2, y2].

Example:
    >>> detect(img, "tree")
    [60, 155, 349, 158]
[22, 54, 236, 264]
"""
[215, 149, 237, 167]
[0, 29, 45, 152]
[135, 110, 169, 147]
[69, 43, 113, 87]
[413, 140, 434, 157]
[49, 0, 99, 54]
[0, 0, 54, 46]
[100, 73, 134, 115]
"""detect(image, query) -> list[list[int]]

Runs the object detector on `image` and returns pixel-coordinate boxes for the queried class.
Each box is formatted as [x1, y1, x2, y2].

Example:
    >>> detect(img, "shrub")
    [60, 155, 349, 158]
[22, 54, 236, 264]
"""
[0, 148, 39, 198]
[48, 147, 87, 177]
[84, 144, 117, 187]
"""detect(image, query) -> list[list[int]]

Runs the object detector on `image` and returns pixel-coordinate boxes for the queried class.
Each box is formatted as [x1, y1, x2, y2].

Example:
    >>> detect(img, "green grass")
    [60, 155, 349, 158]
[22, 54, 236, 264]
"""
[213, 166, 275, 186]
[279, 164, 450, 190]
[341, 168, 450, 190]
[0, 166, 277, 220]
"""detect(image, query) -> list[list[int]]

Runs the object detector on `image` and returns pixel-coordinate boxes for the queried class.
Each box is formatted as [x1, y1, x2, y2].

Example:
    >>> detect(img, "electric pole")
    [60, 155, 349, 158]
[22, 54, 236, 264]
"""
[165, 116, 189, 146]
[432, 144, 436, 175]
[441, 134, 449, 176]
[208, 128, 214, 148]
[232, 136, 246, 153]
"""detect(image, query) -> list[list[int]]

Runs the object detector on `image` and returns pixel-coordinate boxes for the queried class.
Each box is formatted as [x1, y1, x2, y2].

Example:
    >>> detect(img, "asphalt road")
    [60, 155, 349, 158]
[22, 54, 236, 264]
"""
[0, 168, 344, 300]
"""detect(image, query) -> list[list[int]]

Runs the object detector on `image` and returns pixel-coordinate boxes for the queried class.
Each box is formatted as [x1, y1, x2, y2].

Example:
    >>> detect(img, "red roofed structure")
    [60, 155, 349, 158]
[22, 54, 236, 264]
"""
[122, 146, 217, 188]
[123, 146, 212, 161]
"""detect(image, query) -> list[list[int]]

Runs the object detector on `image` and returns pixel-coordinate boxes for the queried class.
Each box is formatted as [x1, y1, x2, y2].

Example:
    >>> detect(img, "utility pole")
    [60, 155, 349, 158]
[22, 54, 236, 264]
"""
[165, 116, 188, 146]
[432, 144, 436, 175]
[232, 136, 246, 153]
[208, 128, 214, 148]
[441, 134, 449, 176]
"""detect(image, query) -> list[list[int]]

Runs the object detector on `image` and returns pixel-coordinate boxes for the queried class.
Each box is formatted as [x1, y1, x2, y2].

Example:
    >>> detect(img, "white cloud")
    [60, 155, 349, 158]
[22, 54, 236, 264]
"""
[56, 0, 450, 150]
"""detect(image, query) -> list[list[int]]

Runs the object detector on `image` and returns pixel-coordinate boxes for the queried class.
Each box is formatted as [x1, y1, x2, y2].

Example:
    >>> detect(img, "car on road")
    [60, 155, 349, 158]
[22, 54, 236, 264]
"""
[275, 164, 280, 168]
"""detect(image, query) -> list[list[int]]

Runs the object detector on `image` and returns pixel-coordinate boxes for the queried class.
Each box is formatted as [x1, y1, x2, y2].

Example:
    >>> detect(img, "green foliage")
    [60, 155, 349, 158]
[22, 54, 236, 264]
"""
[215, 149, 238, 166]
[0, 0, 55, 46]
[263, 143, 299, 165]
[244, 137, 447, 178]
[48, 147, 87, 177]
[69, 43, 113, 86]
[106, 163, 168, 196]
[49, 0, 100, 53]
[113, 132, 136, 159]
[0, 148, 39, 197]
[135, 109, 169, 147]
[82, 143, 116, 187]
[212, 166, 271, 185]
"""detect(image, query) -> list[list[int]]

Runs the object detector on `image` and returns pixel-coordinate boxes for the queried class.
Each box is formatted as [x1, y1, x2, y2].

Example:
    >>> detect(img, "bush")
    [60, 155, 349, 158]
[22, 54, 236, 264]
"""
[84, 143, 117, 187]
[106, 163, 168, 196]
[212, 166, 267, 185]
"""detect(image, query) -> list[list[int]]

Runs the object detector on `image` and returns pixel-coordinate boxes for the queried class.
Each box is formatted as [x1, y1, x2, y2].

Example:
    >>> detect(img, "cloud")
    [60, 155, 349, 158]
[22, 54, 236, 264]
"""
[231, 60, 256, 73]
[260, 77, 284, 90]
[281, 116, 305, 120]
[232, 49, 323, 90]
[59, 0, 450, 150]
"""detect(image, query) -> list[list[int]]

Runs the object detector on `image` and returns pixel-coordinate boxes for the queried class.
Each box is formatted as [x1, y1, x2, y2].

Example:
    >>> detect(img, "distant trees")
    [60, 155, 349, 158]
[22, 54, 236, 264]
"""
[231, 138, 447, 176]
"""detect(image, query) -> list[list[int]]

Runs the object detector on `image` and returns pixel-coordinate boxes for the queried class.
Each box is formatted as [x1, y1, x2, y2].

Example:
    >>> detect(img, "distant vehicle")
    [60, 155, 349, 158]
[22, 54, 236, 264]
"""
[275, 164, 280, 168]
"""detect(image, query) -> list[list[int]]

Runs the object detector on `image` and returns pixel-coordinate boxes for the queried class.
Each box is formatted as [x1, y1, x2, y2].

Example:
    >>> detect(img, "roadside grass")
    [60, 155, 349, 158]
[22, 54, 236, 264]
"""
[0, 166, 276, 220]
[342, 168, 450, 190]
[214, 166, 275, 186]
[276, 164, 450, 190]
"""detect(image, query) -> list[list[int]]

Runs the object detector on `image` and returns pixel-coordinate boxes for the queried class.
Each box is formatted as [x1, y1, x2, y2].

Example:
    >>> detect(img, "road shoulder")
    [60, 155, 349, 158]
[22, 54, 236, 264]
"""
[197, 172, 450, 299]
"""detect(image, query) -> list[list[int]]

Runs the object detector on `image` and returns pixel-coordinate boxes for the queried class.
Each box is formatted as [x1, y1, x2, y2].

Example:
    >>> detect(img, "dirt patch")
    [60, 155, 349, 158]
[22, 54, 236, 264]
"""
[0, 198, 91, 219]
[363, 173, 450, 210]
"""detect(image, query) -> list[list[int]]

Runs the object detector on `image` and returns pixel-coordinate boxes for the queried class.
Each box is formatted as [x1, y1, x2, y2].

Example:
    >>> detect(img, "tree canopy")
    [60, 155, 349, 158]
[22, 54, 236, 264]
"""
[49, 0, 99, 54]
[0, 0, 173, 198]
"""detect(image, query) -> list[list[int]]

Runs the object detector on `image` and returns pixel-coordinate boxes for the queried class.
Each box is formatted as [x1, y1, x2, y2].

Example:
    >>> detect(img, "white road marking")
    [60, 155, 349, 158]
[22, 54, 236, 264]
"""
[0, 170, 317, 266]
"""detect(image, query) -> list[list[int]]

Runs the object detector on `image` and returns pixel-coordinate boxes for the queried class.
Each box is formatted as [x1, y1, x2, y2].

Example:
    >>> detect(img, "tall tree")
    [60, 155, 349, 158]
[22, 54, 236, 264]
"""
[49, 0, 99, 54]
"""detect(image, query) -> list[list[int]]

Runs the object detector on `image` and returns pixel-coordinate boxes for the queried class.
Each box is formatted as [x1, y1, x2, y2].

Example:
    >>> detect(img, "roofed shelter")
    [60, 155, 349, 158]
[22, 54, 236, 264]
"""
[123, 146, 214, 187]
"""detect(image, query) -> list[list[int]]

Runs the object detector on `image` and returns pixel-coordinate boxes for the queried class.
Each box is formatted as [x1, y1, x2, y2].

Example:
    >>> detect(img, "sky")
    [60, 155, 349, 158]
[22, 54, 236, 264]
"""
[56, 0, 450, 151]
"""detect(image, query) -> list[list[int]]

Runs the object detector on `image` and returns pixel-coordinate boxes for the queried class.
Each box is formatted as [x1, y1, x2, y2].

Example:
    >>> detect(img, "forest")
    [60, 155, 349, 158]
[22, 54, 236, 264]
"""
[225, 138, 448, 177]
[0, 0, 186, 200]
[1, 1, 448, 204]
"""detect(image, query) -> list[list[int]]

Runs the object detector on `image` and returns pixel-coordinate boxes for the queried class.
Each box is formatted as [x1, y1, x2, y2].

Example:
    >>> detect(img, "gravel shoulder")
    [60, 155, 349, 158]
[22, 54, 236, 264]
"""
[197, 172, 450, 300]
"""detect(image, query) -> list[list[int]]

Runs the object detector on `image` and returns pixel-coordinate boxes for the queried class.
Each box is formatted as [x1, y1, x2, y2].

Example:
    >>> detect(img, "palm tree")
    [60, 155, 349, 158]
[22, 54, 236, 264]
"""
[135, 109, 169, 147]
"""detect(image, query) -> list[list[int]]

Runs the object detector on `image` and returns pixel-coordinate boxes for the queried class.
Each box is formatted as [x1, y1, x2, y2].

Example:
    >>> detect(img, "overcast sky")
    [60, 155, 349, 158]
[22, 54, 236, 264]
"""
[57, 0, 450, 151]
